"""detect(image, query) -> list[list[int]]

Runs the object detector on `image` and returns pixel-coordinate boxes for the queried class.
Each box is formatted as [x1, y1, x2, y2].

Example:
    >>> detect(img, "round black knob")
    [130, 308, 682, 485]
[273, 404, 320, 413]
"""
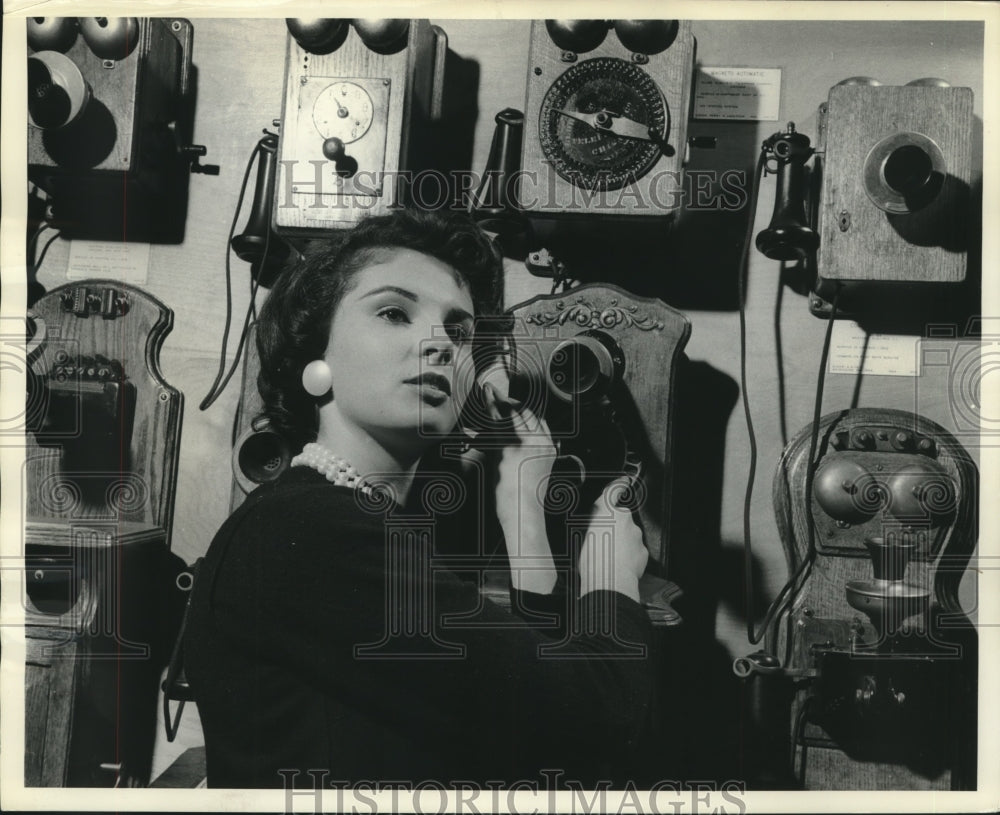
[322, 137, 346, 161]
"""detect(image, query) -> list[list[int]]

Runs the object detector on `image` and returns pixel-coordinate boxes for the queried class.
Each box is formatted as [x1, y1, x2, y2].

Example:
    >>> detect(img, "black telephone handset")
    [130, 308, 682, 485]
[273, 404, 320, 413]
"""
[461, 314, 641, 515]
[755, 123, 819, 262]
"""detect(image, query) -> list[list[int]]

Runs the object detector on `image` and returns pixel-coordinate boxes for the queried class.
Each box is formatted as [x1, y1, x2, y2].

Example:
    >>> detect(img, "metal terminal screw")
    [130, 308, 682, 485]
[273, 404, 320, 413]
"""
[839, 211, 851, 231]
[102, 59, 116, 69]
[533, 67, 542, 76]
[631, 53, 649, 64]
[171, 20, 182, 32]
[560, 51, 577, 63]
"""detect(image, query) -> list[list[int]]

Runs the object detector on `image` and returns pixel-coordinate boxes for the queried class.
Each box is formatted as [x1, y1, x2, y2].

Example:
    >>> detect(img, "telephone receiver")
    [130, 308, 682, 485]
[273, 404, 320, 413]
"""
[461, 316, 640, 512]
[231, 132, 295, 287]
[754, 123, 820, 261]
[231, 415, 295, 495]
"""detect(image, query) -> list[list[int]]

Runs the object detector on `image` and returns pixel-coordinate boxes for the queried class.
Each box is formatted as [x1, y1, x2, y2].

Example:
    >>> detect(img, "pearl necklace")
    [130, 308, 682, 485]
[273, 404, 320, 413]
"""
[291, 443, 371, 492]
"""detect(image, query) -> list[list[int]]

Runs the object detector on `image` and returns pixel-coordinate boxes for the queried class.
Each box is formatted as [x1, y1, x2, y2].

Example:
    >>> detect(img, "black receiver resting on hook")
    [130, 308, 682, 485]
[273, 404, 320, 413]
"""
[755, 124, 819, 261]
[231, 132, 293, 288]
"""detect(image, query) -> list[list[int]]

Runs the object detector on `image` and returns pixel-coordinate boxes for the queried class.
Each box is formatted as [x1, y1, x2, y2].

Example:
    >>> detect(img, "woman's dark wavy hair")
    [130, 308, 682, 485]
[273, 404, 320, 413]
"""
[256, 209, 502, 449]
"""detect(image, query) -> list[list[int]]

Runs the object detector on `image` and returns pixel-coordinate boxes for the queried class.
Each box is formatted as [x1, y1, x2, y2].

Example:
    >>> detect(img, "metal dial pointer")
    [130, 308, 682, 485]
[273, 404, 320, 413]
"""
[552, 108, 657, 142]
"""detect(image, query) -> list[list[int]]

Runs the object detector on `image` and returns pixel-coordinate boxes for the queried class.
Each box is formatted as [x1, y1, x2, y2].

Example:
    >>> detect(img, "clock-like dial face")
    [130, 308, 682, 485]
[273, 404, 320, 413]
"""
[539, 58, 668, 191]
[313, 81, 375, 144]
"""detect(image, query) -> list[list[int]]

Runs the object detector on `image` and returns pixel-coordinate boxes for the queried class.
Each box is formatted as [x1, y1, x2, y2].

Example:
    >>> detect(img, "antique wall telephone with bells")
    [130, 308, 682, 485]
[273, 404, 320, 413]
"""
[467, 19, 700, 271]
[753, 76, 974, 316]
[519, 19, 695, 221]
[738, 75, 978, 789]
[26, 16, 214, 245]
[272, 18, 447, 232]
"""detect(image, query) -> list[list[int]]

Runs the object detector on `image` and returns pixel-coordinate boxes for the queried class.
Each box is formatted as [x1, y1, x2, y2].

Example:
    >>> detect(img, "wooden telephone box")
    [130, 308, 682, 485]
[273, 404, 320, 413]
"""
[23, 281, 182, 787]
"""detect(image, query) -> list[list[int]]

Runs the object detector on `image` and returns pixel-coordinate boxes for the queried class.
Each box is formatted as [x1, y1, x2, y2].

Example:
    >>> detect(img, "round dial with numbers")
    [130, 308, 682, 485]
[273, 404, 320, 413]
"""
[539, 57, 668, 191]
[312, 81, 375, 144]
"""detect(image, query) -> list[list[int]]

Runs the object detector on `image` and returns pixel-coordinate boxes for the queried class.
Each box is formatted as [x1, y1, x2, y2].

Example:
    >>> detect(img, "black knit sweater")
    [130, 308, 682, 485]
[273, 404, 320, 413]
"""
[184, 466, 655, 788]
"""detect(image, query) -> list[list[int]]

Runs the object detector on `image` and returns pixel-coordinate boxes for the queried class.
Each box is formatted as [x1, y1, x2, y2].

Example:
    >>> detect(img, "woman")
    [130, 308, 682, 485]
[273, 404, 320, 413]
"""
[184, 209, 654, 789]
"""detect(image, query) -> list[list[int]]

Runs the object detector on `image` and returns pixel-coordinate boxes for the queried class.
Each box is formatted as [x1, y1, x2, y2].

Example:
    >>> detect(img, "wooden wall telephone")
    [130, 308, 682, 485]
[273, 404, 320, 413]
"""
[24, 281, 183, 787]
[753, 78, 976, 317]
[737, 408, 978, 789]
[273, 19, 447, 232]
[520, 20, 695, 221]
[499, 284, 691, 623]
[26, 17, 206, 242]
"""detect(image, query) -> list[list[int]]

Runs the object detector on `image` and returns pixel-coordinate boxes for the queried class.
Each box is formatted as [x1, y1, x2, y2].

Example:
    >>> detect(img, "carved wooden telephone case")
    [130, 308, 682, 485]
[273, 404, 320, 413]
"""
[24, 281, 182, 786]
[498, 284, 691, 623]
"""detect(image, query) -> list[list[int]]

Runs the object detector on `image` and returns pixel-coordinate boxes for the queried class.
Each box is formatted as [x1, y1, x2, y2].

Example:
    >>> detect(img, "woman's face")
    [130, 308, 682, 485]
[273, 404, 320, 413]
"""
[322, 247, 477, 454]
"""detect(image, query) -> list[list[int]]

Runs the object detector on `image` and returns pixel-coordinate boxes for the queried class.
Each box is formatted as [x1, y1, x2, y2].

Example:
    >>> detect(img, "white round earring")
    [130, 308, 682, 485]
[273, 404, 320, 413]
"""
[301, 359, 333, 397]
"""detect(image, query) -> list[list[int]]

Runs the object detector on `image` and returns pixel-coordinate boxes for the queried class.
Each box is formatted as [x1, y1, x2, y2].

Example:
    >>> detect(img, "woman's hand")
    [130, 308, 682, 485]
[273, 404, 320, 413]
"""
[483, 386, 557, 514]
[578, 479, 649, 602]
[480, 371, 558, 594]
